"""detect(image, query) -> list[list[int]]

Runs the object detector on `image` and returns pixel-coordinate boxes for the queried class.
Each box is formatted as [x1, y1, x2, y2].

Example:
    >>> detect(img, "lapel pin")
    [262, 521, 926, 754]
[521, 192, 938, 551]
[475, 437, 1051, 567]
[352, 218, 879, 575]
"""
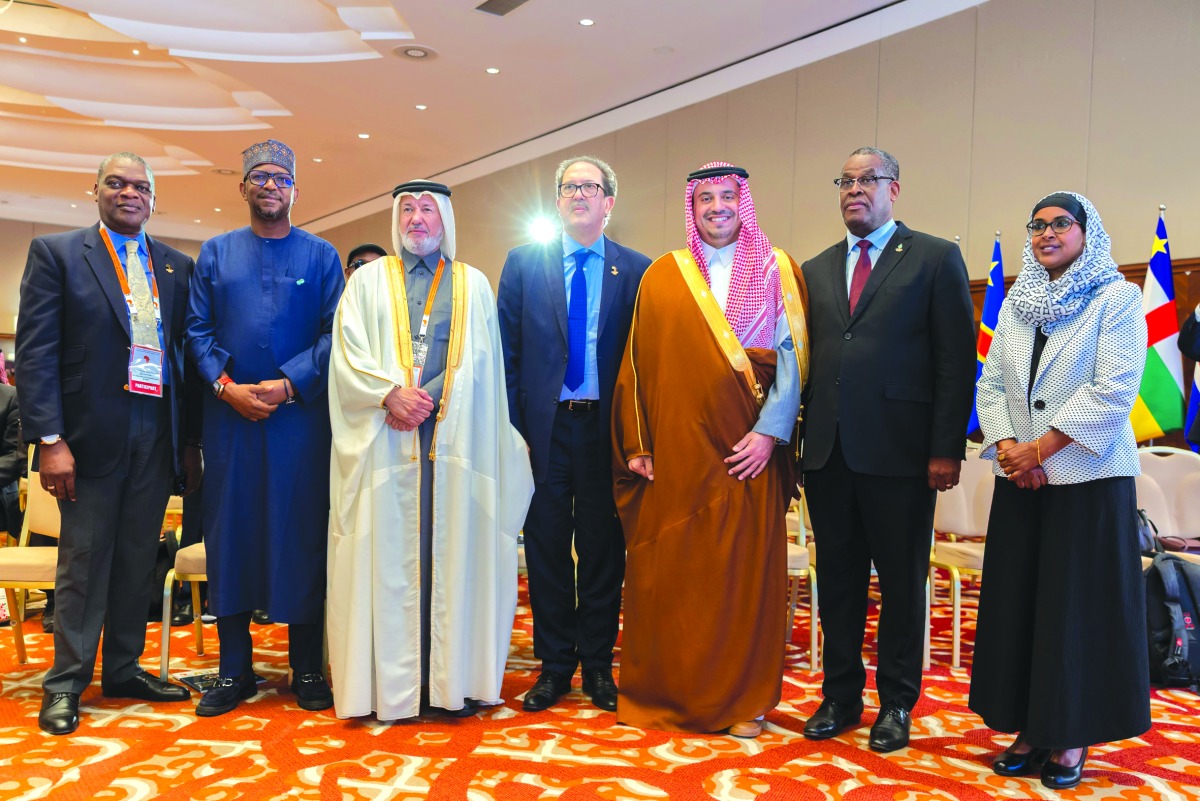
[610, 266, 619, 276]
[165, 264, 174, 273]
[895, 243, 904, 252]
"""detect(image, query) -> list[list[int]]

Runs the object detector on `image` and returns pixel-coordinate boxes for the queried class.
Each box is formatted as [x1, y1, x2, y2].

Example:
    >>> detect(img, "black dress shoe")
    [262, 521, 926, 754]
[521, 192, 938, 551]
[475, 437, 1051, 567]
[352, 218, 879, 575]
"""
[868, 703, 912, 752]
[290, 672, 333, 711]
[581, 669, 618, 712]
[171, 601, 194, 627]
[41, 608, 54, 634]
[992, 744, 1051, 777]
[252, 609, 273, 625]
[438, 699, 480, 718]
[197, 674, 257, 717]
[1041, 748, 1087, 790]
[803, 697, 864, 740]
[38, 692, 80, 735]
[102, 671, 190, 702]
[522, 671, 572, 712]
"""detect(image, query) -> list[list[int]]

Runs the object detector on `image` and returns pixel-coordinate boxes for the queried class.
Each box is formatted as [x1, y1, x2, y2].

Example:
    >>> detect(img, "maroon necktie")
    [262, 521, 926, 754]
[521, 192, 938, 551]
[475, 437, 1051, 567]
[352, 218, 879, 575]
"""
[848, 239, 872, 314]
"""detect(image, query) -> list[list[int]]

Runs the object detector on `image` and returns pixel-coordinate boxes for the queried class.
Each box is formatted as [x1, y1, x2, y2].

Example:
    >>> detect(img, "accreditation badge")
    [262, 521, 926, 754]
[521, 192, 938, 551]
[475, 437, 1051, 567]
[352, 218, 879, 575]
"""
[129, 344, 164, 397]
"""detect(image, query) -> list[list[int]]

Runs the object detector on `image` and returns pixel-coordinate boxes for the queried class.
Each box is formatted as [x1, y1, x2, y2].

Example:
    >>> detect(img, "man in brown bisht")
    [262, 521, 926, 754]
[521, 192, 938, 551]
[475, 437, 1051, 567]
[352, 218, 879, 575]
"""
[612, 162, 808, 738]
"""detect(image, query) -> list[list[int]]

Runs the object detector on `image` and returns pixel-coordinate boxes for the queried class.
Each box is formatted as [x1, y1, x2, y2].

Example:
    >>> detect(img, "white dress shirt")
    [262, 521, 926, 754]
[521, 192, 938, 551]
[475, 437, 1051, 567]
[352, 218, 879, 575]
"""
[843, 218, 898, 298]
[700, 240, 736, 311]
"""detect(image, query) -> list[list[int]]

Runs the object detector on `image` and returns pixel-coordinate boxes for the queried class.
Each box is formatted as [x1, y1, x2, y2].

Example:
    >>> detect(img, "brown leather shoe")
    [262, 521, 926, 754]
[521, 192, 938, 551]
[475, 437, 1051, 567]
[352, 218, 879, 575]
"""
[728, 719, 763, 738]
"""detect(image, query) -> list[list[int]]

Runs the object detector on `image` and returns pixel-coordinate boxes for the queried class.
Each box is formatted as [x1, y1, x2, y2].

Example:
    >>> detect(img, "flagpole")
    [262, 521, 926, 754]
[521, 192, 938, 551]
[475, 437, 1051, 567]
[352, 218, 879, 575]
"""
[1160, 203, 1166, 220]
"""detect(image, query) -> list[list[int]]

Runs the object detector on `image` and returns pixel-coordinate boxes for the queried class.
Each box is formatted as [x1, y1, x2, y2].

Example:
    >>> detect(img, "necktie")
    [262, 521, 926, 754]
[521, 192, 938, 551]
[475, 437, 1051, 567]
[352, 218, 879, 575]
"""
[564, 249, 589, 391]
[124, 239, 158, 347]
[848, 239, 872, 314]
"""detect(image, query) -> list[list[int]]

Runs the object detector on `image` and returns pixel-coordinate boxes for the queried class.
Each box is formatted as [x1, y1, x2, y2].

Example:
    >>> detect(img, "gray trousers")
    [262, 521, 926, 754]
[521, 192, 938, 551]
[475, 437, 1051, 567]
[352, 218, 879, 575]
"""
[43, 396, 173, 694]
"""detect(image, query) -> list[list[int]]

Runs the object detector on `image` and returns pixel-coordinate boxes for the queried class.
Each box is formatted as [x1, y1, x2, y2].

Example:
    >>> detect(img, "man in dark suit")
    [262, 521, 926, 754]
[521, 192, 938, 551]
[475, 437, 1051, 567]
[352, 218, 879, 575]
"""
[1181, 304, 1200, 446]
[17, 152, 202, 735]
[498, 156, 650, 712]
[800, 147, 975, 751]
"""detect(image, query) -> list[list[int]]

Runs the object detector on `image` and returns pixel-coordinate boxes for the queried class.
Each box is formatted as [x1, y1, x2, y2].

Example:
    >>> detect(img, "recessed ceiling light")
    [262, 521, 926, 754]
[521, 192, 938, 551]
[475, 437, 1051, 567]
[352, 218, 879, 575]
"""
[85, 190, 93, 196]
[214, 207, 222, 212]
[579, 19, 595, 27]
[18, 37, 27, 44]
[70, 204, 77, 208]
[405, 48, 427, 58]
[193, 218, 201, 223]
[415, 104, 428, 111]
[312, 157, 323, 163]
[392, 44, 439, 61]
[132, 49, 140, 55]
[210, 168, 236, 176]
[486, 67, 500, 74]
[358, 133, 370, 139]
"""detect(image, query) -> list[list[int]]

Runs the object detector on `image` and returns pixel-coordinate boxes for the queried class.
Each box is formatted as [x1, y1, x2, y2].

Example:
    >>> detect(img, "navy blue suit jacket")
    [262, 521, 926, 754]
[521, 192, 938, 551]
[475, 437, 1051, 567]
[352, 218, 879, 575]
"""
[16, 223, 198, 479]
[498, 237, 650, 484]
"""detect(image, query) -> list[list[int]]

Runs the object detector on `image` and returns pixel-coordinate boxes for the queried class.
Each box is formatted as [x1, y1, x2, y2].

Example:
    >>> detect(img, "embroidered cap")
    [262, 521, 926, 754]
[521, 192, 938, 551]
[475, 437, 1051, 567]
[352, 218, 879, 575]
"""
[242, 139, 295, 179]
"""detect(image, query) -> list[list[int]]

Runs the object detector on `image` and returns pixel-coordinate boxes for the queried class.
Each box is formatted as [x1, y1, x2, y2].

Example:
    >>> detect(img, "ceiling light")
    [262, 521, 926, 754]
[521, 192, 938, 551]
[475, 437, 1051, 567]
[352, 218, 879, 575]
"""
[579, 19, 595, 27]
[404, 48, 428, 58]
[528, 216, 557, 244]
[132, 49, 140, 55]
[210, 168, 236, 176]
[358, 133, 370, 139]
[214, 208, 222, 212]
[70, 204, 77, 208]
[486, 67, 500, 74]
[312, 157, 323, 163]
[85, 190, 93, 196]
[394, 45, 438, 61]
[415, 104, 428, 111]
[193, 218, 202, 223]
[18, 37, 27, 44]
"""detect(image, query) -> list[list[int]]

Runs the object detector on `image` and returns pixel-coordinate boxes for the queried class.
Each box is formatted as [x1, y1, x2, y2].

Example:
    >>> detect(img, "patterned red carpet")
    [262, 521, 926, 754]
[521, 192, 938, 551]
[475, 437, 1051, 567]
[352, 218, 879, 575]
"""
[1, 578, 1198, 800]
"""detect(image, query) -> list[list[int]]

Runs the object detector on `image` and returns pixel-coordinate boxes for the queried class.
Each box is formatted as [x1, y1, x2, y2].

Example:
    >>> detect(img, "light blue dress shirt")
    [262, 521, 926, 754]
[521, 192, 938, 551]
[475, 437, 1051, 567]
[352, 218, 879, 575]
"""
[559, 232, 604, 401]
[843, 217, 898, 297]
[103, 224, 168, 383]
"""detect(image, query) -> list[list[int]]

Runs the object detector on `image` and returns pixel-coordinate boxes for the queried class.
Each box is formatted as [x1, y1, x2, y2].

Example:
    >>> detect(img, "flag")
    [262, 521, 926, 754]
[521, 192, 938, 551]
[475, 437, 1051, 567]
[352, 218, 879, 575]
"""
[1186, 366, 1199, 453]
[1130, 214, 1184, 441]
[968, 236, 1006, 436]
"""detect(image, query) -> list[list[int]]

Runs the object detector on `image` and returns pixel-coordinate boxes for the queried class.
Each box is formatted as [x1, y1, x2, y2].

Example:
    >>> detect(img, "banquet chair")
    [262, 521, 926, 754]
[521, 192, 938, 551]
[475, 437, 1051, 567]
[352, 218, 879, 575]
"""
[159, 528, 208, 680]
[0, 448, 59, 663]
[786, 494, 819, 669]
[1138, 447, 1200, 549]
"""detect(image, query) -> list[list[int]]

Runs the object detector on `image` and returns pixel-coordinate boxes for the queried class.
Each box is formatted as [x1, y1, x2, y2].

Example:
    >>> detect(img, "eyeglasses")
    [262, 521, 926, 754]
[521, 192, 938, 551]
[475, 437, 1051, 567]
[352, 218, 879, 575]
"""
[348, 259, 369, 270]
[834, 175, 896, 191]
[558, 182, 604, 199]
[1026, 217, 1080, 236]
[246, 170, 295, 189]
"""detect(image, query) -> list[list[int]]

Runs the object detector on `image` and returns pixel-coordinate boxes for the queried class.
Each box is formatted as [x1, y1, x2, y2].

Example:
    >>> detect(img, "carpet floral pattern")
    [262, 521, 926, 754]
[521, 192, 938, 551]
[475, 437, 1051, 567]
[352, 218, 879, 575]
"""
[1, 578, 1198, 800]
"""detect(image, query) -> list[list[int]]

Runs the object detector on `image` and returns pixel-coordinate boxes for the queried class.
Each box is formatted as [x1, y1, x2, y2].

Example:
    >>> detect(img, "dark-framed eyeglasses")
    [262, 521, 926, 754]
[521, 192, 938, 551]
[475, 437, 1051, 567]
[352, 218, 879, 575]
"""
[834, 175, 896, 191]
[348, 259, 369, 270]
[246, 170, 295, 189]
[558, 182, 604, 199]
[1026, 217, 1080, 236]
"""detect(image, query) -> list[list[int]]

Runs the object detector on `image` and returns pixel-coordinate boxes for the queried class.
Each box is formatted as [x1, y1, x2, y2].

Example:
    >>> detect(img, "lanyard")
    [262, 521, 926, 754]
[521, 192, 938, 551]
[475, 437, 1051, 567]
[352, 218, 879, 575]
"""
[98, 227, 161, 322]
[415, 257, 446, 340]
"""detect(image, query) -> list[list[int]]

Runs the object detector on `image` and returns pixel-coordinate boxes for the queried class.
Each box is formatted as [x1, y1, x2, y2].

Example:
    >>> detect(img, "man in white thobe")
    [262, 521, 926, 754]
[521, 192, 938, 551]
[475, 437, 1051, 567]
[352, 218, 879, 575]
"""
[327, 180, 533, 720]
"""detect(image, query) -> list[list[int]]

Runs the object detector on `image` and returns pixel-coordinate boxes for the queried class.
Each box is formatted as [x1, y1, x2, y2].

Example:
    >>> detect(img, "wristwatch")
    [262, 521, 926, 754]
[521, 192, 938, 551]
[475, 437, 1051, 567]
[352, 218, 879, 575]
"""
[40, 434, 62, 445]
[212, 375, 233, 397]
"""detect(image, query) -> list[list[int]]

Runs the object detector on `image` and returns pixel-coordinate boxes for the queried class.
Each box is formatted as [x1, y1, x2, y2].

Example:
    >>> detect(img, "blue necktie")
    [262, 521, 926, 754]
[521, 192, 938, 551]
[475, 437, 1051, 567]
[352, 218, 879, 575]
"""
[564, 249, 589, 391]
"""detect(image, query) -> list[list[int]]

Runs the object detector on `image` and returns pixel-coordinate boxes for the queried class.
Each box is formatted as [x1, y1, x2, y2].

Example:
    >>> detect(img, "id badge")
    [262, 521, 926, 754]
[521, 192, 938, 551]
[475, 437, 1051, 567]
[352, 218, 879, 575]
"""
[129, 345, 164, 397]
[412, 337, 429, 367]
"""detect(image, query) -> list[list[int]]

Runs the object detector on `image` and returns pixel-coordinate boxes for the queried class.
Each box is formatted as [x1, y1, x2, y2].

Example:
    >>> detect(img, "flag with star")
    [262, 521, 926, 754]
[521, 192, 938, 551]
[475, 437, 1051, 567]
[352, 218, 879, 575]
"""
[968, 235, 1005, 436]
[1130, 213, 1184, 441]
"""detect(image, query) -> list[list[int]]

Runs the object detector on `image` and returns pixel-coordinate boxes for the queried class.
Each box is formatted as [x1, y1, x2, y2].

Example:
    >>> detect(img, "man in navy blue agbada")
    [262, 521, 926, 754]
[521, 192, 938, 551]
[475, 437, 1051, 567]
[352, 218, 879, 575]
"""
[185, 139, 343, 716]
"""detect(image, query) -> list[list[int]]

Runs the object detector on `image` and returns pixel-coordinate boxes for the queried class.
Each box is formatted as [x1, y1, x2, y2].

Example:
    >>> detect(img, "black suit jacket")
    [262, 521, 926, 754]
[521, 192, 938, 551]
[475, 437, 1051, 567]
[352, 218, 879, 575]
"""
[497, 237, 651, 484]
[0, 384, 22, 486]
[16, 223, 199, 479]
[801, 221, 976, 477]
[1180, 312, 1200, 443]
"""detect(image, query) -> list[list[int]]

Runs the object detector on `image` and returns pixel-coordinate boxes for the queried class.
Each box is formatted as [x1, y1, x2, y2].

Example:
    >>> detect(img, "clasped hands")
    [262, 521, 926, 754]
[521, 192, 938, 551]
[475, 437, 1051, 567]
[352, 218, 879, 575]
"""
[627, 431, 777, 483]
[995, 438, 1046, 490]
[221, 374, 291, 421]
[383, 385, 434, 432]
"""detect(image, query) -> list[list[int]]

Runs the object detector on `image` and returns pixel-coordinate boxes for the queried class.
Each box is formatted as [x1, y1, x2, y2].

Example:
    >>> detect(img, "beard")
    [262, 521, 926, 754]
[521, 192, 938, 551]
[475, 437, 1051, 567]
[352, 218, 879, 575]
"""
[251, 195, 291, 223]
[401, 228, 443, 257]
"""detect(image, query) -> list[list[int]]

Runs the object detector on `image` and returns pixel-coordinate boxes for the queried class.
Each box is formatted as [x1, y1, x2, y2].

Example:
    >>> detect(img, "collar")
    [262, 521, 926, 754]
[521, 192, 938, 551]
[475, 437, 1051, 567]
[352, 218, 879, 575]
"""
[100, 222, 148, 257]
[699, 239, 737, 269]
[844, 218, 897, 252]
[562, 232, 606, 263]
[401, 248, 444, 273]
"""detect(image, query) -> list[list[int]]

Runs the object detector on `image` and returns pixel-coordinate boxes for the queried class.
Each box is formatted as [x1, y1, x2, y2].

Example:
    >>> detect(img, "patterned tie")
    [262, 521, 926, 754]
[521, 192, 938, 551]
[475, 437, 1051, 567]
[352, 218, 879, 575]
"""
[848, 239, 872, 314]
[564, 249, 589, 391]
[124, 239, 158, 347]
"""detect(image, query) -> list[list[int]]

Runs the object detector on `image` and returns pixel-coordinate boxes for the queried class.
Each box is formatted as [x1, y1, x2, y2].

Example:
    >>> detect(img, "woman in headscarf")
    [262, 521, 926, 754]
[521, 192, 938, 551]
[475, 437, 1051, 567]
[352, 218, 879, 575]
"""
[968, 192, 1150, 790]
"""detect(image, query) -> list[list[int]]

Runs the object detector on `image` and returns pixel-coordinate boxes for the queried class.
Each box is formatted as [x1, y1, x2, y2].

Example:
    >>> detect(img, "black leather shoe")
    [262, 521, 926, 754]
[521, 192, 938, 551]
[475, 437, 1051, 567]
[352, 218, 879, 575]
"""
[438, 699, 479, 718]
[196, 674, 257, 717]
[171, 601, 194, 627]
[581, 669, 618, 712]
[1041, 748, 1087, 790]
[102, 671, 190, 702]
[803, 697, 864, 740]
[42, 605, 55, 634]
[522, 671, 572, 712]
[252, 609, 273, 625]
[868, 703, 912, 752]
[992, 743, 1051, 777]
[38, 692, 80, 735]
[290, 672, 333, 711]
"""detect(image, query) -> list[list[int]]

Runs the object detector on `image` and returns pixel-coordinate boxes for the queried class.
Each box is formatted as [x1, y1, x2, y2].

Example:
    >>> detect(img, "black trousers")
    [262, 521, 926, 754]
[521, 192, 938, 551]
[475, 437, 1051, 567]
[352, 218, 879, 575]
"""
[217, 611, 324, 677]
[44, 396, 173, 694]
[969, 476, 1150, 748]
[804, 435, 935, 710]
[523, 404, 625, 675]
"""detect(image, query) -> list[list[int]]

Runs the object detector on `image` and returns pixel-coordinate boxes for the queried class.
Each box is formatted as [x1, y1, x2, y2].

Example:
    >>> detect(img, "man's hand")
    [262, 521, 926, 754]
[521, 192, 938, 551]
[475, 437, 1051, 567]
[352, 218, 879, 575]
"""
[383, 386, 434, 429]
[927, 456, 961, 492]
[222, 382, 278, 421]
[628, 455, 654, 481]
[40, 440, 76, 501]
[254, 378, 289, 406]
[725, 431, 775, 481]
[182, 445, 203, 496]
[384, 412, 415, 432]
